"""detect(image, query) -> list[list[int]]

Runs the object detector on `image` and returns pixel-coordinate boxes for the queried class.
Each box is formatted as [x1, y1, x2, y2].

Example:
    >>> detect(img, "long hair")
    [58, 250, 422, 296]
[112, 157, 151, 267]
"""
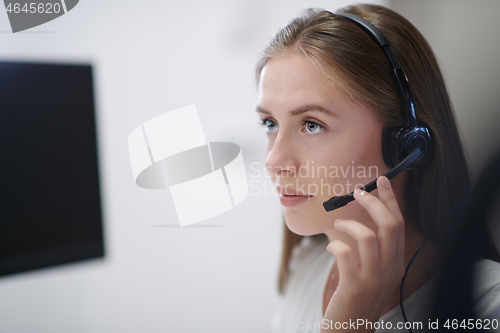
[256, 4, 500, 294]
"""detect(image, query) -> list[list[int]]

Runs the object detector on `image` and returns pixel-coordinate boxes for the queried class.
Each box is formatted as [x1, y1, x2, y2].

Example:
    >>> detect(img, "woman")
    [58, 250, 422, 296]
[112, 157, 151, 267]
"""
[255, 4, 500, 332]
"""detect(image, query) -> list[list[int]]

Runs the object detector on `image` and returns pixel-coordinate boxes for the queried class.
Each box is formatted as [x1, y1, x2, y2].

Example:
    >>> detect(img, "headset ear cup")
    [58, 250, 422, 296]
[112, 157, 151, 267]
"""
[405, 124, 432, 169]
[383, 124, 432, 170]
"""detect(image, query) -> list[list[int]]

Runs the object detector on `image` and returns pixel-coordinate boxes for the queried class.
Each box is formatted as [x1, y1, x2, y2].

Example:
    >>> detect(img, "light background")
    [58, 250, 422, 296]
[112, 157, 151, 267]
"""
[0, 1, 499, 332]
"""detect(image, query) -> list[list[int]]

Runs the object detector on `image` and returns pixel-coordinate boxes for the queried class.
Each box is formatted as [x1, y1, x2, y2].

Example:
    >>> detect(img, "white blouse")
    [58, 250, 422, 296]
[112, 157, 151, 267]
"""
[270, 235, 500, 333]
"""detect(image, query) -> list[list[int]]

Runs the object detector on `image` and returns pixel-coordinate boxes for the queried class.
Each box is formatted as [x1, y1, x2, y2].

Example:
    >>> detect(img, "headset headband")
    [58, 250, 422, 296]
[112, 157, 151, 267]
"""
[335, 11, 417, 129]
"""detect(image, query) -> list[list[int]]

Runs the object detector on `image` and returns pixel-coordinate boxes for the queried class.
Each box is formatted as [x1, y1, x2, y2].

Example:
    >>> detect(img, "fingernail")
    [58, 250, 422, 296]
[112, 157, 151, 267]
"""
[334, 219, 344, 224]
[354, 188, 365, 196]
[380, 176, 390, 189]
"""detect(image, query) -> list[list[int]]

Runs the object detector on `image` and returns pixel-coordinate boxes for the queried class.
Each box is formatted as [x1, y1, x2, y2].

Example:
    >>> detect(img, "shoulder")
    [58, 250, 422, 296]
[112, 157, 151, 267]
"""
[473, 259, 500, 320]
[474, 259, 500, 294]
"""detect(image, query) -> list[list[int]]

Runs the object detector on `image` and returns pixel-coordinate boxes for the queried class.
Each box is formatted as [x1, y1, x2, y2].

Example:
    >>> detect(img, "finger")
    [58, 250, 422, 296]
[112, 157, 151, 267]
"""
[377, 176, 404, 228]
[376, 176, 405, 266]
[326, 240, 358, 282]
[353, 187, 401, 264]
[334, 219, 381, 277]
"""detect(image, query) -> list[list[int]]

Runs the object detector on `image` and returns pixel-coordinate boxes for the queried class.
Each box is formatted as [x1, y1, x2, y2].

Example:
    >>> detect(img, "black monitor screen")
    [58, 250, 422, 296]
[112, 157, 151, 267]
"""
[0, 61, 105, 277]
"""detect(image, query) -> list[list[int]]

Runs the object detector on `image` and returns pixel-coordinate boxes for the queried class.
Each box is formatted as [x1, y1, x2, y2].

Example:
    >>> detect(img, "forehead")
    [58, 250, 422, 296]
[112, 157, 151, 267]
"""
[258, 55, 343, 109]
[257, 54, 381, 129]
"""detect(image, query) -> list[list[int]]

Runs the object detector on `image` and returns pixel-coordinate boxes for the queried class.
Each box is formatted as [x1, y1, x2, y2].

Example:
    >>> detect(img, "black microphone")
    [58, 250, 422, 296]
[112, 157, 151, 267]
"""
[323, 147, 421, 212]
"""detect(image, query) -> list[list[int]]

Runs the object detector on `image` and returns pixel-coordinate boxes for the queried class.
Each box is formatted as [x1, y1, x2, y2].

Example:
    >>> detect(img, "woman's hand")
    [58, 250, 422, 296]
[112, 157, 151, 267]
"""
[321, 176, 406, 332]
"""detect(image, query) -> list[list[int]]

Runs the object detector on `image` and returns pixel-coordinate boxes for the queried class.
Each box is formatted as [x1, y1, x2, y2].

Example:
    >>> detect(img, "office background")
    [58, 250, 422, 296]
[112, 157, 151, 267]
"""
[0, 0, 499, 332]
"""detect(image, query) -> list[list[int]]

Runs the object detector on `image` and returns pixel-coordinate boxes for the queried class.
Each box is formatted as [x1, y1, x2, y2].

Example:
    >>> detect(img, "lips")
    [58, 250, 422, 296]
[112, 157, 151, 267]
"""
[277, 186, 313, 197]
[277, 186, 313, 207]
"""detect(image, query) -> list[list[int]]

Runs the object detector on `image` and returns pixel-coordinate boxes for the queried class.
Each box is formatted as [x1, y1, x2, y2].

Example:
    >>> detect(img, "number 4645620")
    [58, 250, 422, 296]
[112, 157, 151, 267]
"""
[444, 319, 499, 330]
[6, 2, 62, 14]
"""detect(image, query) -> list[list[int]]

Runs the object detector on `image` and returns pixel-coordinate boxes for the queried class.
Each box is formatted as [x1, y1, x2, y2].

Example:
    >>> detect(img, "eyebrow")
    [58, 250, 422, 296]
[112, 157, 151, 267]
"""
[256, 104, 337, 117]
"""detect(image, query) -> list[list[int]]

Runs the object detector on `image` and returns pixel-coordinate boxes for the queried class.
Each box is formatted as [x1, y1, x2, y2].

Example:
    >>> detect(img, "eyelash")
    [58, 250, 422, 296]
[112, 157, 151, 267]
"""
[259, 118, 277, 131]
[259, 118, 325, 135]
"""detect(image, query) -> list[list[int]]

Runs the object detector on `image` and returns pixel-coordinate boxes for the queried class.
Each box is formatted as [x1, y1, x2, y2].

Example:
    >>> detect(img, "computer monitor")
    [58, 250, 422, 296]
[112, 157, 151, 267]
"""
[0, 61, 105, 277]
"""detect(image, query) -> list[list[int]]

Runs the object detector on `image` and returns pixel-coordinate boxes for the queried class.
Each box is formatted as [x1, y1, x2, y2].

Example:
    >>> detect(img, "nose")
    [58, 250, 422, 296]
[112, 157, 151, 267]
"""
[265, 131, 300, 179]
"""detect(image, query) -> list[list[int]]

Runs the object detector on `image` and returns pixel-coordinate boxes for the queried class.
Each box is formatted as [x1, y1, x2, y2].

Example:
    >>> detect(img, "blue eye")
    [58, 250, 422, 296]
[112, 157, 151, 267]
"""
[261, 119, 279, 133]
[303, 120, 324, 134]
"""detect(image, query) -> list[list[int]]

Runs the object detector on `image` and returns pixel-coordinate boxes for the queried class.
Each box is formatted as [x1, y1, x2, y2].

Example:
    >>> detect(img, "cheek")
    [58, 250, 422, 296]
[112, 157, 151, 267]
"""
[264, 140, 274, 179]
[301, 136, 385, 197]
[265, 135, 276, 155]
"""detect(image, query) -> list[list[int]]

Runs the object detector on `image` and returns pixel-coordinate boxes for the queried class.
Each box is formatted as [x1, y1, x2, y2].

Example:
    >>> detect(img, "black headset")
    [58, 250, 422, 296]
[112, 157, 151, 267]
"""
[325, 10, 434, 333]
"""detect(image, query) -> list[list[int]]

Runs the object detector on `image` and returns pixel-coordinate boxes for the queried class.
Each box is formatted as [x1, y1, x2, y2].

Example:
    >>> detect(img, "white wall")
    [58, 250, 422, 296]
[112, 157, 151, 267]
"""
[0, 1, 387, 333]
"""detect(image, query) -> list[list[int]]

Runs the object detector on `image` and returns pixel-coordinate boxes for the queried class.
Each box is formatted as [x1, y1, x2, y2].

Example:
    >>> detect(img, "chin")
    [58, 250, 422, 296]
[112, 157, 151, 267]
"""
[283, 209, 323, 236]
